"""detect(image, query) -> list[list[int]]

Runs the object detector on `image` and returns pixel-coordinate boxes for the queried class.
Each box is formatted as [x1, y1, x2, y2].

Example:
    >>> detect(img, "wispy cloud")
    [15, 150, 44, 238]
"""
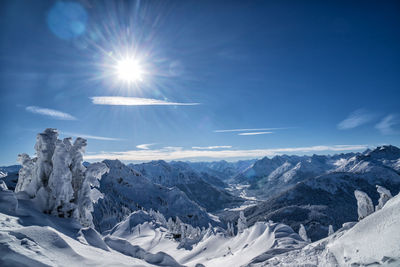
[214, 128, 288, 133]
[238, 132, 273, 136]
[26, 106, 76, 120]
[91, 96, 200, 106]
[337, 109, 375, 130]
[84, 144, 368, 162]
[62, 132, 123, 141]
[136, 143, 156, 150]
[192, 145, 232, 150]
[375, 114, 399, 135]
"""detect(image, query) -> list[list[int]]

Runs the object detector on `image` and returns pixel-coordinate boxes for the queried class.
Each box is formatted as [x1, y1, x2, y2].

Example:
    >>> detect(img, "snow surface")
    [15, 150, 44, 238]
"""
[109, 214, 307, 267]
[0, 189, 155, 267]
[249, 191, 400, 266]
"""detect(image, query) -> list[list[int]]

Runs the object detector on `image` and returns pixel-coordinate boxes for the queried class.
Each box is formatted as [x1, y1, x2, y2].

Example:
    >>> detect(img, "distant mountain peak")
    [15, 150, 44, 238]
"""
[365, 145, 400, 160]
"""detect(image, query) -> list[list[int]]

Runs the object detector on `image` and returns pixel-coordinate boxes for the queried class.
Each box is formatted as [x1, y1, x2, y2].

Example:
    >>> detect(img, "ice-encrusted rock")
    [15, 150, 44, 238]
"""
[354, 190, 374, 220]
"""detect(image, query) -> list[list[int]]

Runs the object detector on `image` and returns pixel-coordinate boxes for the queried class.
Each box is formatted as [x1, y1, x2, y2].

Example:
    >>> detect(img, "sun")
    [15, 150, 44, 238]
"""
[115, 58, 144, 83]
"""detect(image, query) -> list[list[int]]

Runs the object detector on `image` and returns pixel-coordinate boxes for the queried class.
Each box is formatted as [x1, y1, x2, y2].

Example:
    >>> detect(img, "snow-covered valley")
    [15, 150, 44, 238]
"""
[1, 129, 400, 266]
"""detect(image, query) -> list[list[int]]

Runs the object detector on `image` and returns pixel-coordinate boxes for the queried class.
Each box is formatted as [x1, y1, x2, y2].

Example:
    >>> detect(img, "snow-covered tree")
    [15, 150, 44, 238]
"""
[70, 137, 87, 202]
[227, 222, 235, 236]
[15, 129, 109, 227]
[48, 138, 74, 217]
[237, 211, 247, 234]
[375, 185, 392, 211]
[75, 162, 108, 227]
[298, 224, 310, 242]
[354, 190, 374, 220]
[328, 225, 334, 236]
[15, 153, 35, 196]
[167, 217, 175, 232]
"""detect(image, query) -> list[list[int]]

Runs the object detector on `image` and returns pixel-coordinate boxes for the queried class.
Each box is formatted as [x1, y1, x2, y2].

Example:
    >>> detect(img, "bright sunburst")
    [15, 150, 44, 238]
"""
[115, 58, 144, 83]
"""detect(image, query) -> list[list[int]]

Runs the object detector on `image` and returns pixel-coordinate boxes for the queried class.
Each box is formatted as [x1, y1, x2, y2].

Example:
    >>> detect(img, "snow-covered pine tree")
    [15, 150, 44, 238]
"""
[48, 138, 74, 217]
[354, 190, 374, 220]
[15, 153, 35, 196]
[328, 225, 334, 236]
[299, 224, 310, 242]
[237, 211, 247, 234]
[375, 185, 392, 211]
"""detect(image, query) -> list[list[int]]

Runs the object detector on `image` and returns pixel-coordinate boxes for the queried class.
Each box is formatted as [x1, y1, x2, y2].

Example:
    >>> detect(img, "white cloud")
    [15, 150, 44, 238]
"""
[91, 96, 200, 106]
[375, 114, 399, 135]
[192, 145, 232, 150]
[337, 109, 375, 130]
[214, 128, 288, 133]
[84, 144, 368, 162]
[238, 132, 273, 136]
[26, 106, 76, 120]
[62, 132, 122, 141]
[136, 143, 156, 150]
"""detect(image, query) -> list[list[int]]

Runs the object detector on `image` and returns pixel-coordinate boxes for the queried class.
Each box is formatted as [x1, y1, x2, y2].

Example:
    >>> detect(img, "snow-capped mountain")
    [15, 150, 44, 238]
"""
[0, 165, 20, 190]
[130, 160, 244, 212]
[1, 129, 400, 266]
[187, 159, 256, 181]
[232, 153, 358, 200]
[223, 146, 400, 241]
[93, 159, 218, 232]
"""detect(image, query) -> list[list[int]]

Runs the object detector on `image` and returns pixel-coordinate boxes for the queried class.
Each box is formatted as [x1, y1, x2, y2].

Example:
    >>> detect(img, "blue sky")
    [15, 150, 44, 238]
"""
[1, 0, 399, 165]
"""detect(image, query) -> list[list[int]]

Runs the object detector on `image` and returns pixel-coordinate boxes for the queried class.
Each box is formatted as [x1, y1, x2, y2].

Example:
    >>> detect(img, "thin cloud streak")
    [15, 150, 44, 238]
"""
[62, 132, 123, 141]
[136, 143, 157, 150]
[84, 144, 368, 162]
[214, 128, 289, 133]
[26, 106, 76, 120]
[192, 145, 232, 150]
[337, 109, 375, 130]
[238, 132, 273, 136]
[375, 114, 399, 135]
[91, 96, 200, 106]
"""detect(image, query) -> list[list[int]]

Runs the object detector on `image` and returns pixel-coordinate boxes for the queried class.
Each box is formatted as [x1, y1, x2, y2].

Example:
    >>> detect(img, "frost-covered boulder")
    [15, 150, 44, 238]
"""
[375, 185, 392, 211]
[354, 190, 374, 220]
[14, 129, 109, 227]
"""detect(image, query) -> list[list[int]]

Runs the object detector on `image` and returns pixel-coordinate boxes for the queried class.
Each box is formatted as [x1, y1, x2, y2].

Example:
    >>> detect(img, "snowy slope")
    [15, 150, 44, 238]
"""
[0, 189, 158, 267]
[93, 160, 217, 232]
[109, 212, 307, 267]
[249, 191, 400, 266]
